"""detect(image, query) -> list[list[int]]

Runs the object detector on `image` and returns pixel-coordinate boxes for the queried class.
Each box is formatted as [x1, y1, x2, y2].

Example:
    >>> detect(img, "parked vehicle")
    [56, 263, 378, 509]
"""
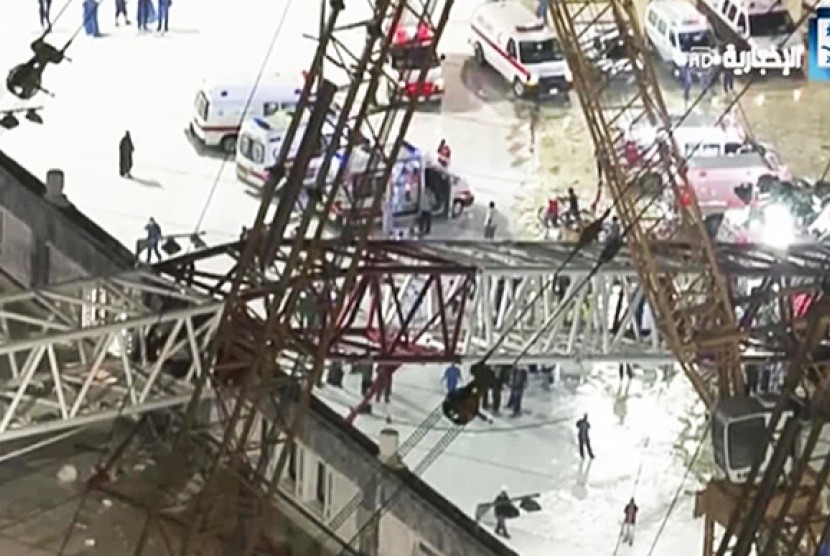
[385, 11, 446, 103]
[190, 75, 302, 154]
[388, 44, 446, 104]
[470, 0, 571, 98]
[685, 151, 792, 212]
[236, 114, 474, 221]
[644, 0, 718, 78]
[624, 113, 747, 162]
[696, 0, 804, 70]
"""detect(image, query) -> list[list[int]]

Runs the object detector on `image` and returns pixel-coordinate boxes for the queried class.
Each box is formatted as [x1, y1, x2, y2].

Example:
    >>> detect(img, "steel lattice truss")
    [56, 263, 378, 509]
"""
[0, 238, 808, 445]
[156, 239, 830, 368]
[0, 272, 222, 444]
[548, 0, 743, 408]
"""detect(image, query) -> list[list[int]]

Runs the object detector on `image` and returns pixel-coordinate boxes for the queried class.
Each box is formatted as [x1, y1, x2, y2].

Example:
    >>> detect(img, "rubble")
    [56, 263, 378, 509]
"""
[57, 464, 78, 483]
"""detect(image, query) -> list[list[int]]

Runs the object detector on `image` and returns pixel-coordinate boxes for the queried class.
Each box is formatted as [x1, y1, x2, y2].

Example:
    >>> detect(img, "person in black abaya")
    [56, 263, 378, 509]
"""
[119, 131, 134, 178]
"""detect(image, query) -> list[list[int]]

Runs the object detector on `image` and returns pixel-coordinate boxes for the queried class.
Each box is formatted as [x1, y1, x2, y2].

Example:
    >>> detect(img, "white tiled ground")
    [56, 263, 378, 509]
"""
[318, 363, 712, 555]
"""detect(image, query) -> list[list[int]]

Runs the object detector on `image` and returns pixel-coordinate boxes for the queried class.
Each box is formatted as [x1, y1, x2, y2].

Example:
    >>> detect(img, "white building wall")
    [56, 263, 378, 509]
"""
[379, 512, 416, 556]
[264, 437, 447, 556]
[327, 469, 360, 541]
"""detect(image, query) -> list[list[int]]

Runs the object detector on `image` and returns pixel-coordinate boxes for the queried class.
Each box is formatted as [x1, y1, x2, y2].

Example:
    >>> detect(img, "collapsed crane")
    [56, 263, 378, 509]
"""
[548, 0, 830, 554]
[76, 0, 460, 554]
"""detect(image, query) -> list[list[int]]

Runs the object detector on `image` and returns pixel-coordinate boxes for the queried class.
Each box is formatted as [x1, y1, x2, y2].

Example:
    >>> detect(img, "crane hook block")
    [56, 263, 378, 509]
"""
[6, 63, 42, 100]
[31, 39, 66, 64]
[442, 383, 483, 425]
[6, 39, 66, 100]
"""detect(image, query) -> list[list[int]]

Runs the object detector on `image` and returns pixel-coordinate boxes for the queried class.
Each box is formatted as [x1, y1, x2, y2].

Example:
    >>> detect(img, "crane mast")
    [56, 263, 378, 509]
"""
[116, 0, 457, 553]
[547, 0, 743, 406]
[548, 1, 830, 554]
[710, 294, 830, 555]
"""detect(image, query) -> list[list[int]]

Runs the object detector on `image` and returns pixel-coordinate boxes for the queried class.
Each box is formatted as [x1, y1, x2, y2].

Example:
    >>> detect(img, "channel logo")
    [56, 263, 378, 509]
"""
[809, 7, 830, 81]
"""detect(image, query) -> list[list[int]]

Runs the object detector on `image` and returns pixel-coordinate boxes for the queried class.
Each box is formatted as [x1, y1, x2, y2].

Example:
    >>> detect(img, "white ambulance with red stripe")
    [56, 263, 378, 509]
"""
[470, 1, 572, 98]
[189, 75, 302, 155]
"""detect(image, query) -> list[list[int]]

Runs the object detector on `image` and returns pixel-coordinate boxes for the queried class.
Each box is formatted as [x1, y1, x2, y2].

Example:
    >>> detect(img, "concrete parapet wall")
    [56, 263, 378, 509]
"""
[0, 150, 135, 286]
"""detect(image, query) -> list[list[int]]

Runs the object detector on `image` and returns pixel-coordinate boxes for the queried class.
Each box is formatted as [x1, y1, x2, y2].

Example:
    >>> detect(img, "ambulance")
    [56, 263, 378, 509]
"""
[235, 113, 475, 218]
[385, 11, 446, 103]
[470, 1, 572, 98]
[624, 113, 747, 162]
[190, 75, 303, 154]
[644, 0, 718, 78]
[685, 151, 792, 212]
[236, 112, 297, 186]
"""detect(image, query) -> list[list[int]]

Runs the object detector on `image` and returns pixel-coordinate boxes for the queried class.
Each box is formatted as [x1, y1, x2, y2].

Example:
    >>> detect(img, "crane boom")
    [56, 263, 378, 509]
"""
[547, 0, 743, 405]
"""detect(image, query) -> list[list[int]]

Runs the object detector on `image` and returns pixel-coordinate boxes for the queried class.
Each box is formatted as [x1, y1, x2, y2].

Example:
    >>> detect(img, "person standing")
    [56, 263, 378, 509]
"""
[723, 68, 734, 95]
[356, 363, 373, 413]
[441, 363, 462, 394]
[681, 63, 692, 106]
[622, 498, 638, 546]
[157, 0, 170, 32]
[484, 201, 497, 238]
[545, 196, 559, 232]
[493, 488, 513, 538]
[436, 139, 451, 167]
[536, 0, 549, 23]
[38, 0, 52, 29]
[606, 216, 621, 242]
[119, 131, 134, 178]
[506, 367, 528, 417]
[115, 0, 130, 25]
[144, 217, 163, 263]
[418, 187, 435, 236]
[576, 413, 595, 459]
[567, 187, 580, 222]
[374, 365, 393, 403]
[82, 0, 101, 36]
[136, 0, 150, 30]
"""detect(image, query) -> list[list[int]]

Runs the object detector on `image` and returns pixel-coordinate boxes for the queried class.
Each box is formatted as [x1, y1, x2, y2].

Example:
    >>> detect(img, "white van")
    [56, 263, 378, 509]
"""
[190, 76, 303, 154]
[236, 110, 340, 186]
[696, 0, 804, 64]
[236, 113, 295, 186]
[625, 113, 747, 160]
[644, 0, 718, 76]
[470, 1, 571, 98]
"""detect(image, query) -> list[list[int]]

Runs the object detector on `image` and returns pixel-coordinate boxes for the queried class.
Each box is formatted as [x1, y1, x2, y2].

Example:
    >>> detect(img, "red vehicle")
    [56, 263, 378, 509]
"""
[386, 15, 446, 103]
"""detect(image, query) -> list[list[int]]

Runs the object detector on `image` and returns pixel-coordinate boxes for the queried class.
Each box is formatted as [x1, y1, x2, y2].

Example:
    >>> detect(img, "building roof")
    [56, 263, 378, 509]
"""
[0, 149, 136, 274]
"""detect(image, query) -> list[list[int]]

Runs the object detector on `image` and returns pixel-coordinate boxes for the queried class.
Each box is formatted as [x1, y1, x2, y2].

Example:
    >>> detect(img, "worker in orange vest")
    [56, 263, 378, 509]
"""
[437, 139, 451, 167]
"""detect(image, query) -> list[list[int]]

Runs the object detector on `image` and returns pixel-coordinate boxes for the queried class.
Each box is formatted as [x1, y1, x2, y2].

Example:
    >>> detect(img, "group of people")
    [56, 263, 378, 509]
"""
[680, 63, 735, 105]
[442, 363, 536, 418]
[43, 0, 174, 36]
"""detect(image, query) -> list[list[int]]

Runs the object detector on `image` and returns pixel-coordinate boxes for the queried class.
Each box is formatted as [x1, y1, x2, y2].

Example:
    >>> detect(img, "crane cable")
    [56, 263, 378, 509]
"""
[610, 385, 666, 556]
[189, 0, 295, 240]
[645, 417, 712, 556]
